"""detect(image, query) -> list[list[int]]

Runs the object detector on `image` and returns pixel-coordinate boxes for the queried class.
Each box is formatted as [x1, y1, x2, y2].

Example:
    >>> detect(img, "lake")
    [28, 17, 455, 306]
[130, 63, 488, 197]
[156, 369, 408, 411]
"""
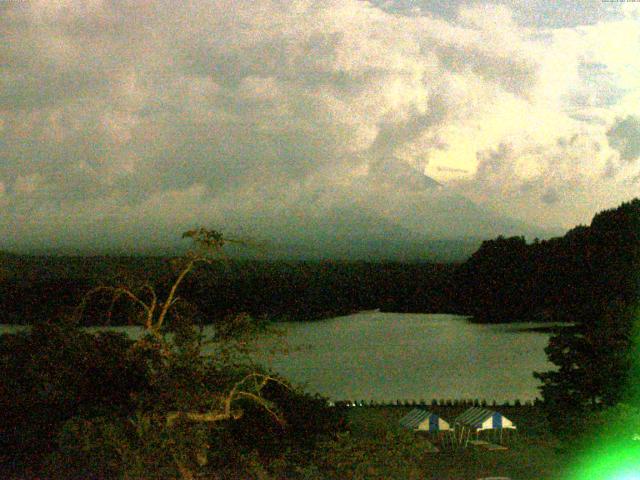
[252, 312, 558, 403]
[0, 312, 558, 403]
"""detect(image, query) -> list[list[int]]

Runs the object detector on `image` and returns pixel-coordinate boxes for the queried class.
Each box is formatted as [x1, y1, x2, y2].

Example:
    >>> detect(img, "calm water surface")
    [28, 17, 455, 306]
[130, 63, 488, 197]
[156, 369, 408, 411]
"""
[253, 312, 557, 403]
[0, 312, 558, 402]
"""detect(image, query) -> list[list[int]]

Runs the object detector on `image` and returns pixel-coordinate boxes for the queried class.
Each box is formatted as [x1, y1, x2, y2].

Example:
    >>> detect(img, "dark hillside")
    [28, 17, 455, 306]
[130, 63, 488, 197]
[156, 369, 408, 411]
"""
[454, 198, 640, 323]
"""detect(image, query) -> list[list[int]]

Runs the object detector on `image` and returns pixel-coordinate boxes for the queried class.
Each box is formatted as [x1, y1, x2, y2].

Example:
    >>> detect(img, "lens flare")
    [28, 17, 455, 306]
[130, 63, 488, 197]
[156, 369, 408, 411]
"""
[567, 440, 640, 479]
[566, 303, 640, 480]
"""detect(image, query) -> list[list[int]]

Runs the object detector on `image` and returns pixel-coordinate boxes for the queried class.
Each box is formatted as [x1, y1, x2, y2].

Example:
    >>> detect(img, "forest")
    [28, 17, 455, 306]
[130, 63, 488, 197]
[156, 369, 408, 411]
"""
[0, 255, 457, 326]
[454, 198, 640, 324]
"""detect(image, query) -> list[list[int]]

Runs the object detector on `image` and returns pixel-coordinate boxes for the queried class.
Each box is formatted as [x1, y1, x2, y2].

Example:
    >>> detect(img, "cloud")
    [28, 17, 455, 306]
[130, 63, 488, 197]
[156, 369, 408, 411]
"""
[451, 132, 626, 227]
[540, 187, 559, 205]
[0, 3, 537, 190]
[14, 174, 45, 195]
[607, 115, 640, 162]
[0, 0, 638, 251]
[374, 0, 621, 28]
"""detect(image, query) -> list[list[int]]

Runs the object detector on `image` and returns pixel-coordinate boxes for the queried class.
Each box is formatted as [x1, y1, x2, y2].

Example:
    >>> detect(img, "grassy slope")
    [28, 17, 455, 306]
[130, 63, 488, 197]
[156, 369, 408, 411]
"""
[309, 406, 568, 480]
[1, 405, 569, 479]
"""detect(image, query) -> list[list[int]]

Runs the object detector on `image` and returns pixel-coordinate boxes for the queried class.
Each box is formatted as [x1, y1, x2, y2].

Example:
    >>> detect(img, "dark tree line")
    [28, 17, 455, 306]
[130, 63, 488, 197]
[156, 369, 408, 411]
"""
[454, 198, 640, 324]
[0, 259, 457, 325]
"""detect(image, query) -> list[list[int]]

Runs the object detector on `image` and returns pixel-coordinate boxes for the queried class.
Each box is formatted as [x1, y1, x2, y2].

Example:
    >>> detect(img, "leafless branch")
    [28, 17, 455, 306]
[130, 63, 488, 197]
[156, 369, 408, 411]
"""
[156, 258, 196, 330]
[234, 391, 284, 426]
[165, 373, 290, 428]
[76, 285, 152, 324]
[166, 409, 244, 428]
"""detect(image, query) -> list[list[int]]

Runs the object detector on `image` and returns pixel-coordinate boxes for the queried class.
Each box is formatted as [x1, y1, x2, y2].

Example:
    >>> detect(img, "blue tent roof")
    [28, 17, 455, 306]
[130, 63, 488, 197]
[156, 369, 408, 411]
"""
[399, 408, 450, 431]
[454, 407, 515, 430]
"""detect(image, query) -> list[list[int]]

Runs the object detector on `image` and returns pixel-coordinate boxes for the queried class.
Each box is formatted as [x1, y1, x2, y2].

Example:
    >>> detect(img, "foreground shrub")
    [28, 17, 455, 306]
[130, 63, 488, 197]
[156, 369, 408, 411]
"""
[0, 321, 148, 459]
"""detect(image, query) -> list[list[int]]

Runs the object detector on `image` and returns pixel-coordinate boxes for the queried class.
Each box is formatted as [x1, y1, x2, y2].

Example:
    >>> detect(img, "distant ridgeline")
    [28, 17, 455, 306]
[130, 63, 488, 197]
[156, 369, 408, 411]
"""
[454, 198, 640, 323]
[0, 198, 638, 326]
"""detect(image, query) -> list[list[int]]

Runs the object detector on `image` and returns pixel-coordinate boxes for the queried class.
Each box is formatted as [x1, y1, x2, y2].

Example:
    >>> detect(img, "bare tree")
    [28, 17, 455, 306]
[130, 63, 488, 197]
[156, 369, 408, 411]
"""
[75, 228, 289, 479]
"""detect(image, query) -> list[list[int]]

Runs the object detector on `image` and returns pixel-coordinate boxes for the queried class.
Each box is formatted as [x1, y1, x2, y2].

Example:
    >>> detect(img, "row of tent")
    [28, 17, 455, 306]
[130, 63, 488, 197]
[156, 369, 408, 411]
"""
[399, 407, 516, 433]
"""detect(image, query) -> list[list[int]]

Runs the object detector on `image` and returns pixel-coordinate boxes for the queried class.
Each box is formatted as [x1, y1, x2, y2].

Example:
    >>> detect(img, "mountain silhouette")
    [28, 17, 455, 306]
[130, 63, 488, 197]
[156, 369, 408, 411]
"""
[230, 161, 560, 261]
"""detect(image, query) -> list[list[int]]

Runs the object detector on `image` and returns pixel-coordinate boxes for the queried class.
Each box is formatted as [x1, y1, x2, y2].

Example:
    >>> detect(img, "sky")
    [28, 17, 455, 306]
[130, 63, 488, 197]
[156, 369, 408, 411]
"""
[1, 0, 639, 253]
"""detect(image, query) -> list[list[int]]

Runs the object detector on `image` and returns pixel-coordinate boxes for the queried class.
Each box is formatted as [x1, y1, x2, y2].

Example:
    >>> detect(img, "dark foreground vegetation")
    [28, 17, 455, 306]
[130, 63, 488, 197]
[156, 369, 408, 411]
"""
[1, 230, 349, 479]
[0, 320, 346, 479]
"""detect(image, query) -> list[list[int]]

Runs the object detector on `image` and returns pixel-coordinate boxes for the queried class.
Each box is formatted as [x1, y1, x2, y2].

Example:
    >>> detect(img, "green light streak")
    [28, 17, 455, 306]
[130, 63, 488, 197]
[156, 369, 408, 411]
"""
[566, 303, 640, 479]
[567, 440, 640, 479]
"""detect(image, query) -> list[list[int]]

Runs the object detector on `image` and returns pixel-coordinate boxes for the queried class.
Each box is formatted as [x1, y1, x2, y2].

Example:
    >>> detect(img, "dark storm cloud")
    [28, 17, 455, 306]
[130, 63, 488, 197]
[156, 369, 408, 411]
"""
[369, 96, 450, 170]
[437, 45, 536, 98]
[569, 61, 628, 110]
[465, 134, 611, 210]
[474, 143, 514, 181]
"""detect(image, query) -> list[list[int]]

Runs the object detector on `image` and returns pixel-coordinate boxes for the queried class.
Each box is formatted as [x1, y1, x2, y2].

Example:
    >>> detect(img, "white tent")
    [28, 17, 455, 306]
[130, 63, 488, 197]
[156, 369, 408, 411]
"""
[399, 408, 451, 432]
[454, 407, 516, 431]
[450, 407, 516, 447]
